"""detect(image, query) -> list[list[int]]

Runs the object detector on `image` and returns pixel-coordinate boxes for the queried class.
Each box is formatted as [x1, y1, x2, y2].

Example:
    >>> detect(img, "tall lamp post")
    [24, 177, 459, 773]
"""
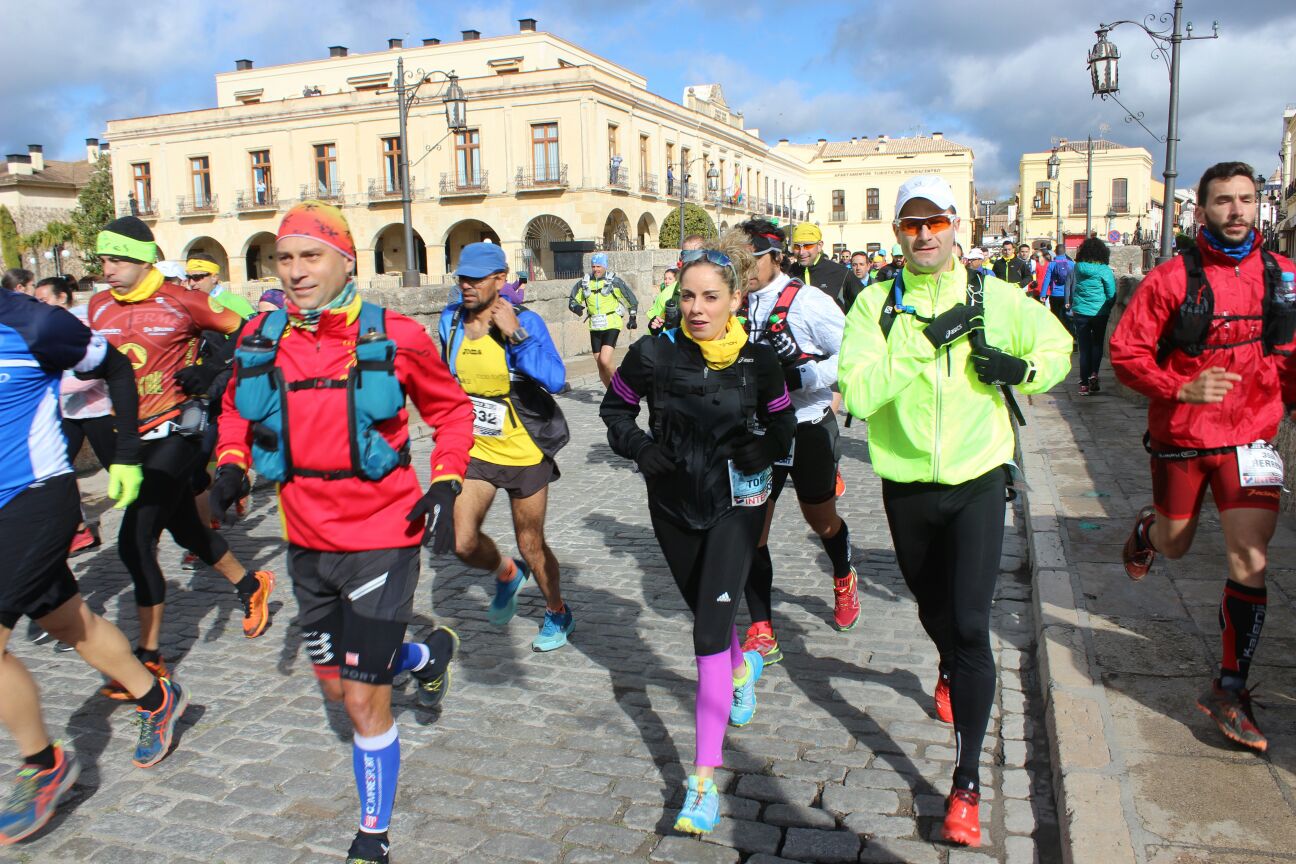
[673, 156, 718, 247]
[1088, 1, 1218, 263]
[395, 57, 467, 287]
[1047, 148, 1062, 247]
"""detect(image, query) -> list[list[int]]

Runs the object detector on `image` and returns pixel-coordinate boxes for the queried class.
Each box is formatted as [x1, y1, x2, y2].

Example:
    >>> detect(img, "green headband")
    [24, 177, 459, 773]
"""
[96, 230, 158, 263]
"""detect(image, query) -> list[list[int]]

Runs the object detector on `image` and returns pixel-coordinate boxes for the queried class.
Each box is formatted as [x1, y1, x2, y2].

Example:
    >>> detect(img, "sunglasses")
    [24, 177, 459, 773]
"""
[186, 274, 213, 282]
[790, 243, 820, 252]
[893, 214, 955, 236]
[680, 249, 733, 267]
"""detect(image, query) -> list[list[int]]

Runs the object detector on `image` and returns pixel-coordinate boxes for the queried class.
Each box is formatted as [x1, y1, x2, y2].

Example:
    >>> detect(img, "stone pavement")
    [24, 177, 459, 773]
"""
[1019, 367, 1296, 864]
[6, 382, 1061, 864]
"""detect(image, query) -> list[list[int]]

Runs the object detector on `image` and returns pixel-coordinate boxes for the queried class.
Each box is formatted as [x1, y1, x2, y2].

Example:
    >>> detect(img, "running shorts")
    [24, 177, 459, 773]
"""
[589, 329, 620, 353]
[289, 545, 420, 685]
[0, 475, 80, 629]
[1150, 444, 1281, 520]
[772, 410, 840, 506]
[465, 456, 559, 499]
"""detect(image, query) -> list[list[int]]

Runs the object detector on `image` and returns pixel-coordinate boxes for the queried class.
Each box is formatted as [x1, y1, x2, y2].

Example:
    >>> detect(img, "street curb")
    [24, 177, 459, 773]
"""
[1017, 397, 1138, 864]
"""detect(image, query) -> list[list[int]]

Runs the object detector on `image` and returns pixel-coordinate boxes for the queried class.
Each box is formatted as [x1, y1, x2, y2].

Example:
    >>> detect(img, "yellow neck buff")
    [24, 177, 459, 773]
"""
[682, 315, 746, 370]
[111, 267, 164, 303]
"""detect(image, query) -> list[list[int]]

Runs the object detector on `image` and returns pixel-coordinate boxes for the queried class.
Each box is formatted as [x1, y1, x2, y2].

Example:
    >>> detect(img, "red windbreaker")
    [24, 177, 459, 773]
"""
[217, 304, 474, 552]
[1110, 231, 1296, 448]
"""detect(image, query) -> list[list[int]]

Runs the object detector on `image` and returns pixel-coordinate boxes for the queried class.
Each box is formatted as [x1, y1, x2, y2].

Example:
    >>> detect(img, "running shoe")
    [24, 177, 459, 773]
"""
[1197, 679, 1267, 753]
[673, 775, 720, 835]
[943, 787, 981, 847]
[1089, 375, 1101, 394]
[413, 625, 460, 710]
[1122, 505, 1157, 581]
[240, 570, 276, 639]
[132, 678, 188, 768]
[934, 672, 953, 725]
[1078, 382, 1090, 397]
[181, 551, 199, 571]
[729, 649, 765, 727]
[68, 525, 100, 557]
[835, 470, 846, 498]
[533, 605, 574, 652]
[742, 621, 783, 665]
[346, 830, 390, 864]
[487, 558, 530, 627]
[25, 621, 51, 645]
[101, 655, 167, 701]
[832, 567, 861, 631]
[53, 641, 76, 653]
[236, 494, 249, 519]
[0, 744, 79, 845]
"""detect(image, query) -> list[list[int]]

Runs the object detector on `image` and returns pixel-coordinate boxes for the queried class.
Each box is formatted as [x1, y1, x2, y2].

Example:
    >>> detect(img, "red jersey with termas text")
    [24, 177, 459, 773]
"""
[88, 281, 243, 432]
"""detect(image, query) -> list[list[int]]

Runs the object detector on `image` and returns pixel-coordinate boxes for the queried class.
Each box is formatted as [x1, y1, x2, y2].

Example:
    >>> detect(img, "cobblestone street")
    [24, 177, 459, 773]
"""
[5, 382, 1061, 864]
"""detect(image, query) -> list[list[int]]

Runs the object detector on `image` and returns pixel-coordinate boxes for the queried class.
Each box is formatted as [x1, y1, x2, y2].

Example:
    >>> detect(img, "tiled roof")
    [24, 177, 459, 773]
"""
[1056, 138, 1129, 154]
[0, 159, 94, 189]
[811, 136, 970, 159]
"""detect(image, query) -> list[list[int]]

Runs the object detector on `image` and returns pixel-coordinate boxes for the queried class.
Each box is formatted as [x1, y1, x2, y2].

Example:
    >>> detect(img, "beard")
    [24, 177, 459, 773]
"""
[1200, 210, 1254, 246]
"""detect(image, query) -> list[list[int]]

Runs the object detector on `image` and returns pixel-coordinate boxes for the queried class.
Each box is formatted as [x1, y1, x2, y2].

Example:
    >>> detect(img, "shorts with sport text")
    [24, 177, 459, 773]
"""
[289, 544, 419, 685]
[0, 475, 80, 629]
[589, 329, 620, 353]
[1150, 444, 1281, 520]
[465, 456, 559, 499]
[772, 410, 840, 506]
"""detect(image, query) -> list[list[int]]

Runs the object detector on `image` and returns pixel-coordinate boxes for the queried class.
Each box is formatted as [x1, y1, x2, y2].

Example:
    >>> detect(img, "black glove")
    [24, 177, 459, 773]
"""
[209, 465, 247, 526]
[783, 364, 806, 392]
[635, 443, 677, 479]
[175, 364, 219, 396]
[730, 432, 775, 475]
[405, 480, 459, 554]
[568, 301, 583, 316]
[922, 303, 983, 349]
[628, 313, 638, 330]
[971, 345, 1029, 386]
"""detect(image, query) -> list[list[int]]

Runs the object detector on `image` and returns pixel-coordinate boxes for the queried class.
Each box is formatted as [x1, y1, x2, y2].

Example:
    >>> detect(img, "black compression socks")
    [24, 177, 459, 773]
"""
[136, 681, 165, 713]
[234, 571, 260, 598]
[1219, 579, 1267, 691]
[22, 744, 56, 772]
[744, 545, 775, 623]
[822, 519, 852, 579]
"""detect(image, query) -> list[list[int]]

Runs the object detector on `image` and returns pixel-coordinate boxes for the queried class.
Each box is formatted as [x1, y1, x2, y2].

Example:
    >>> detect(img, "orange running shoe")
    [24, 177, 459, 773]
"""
[101, 656, 167, 701]
[1122, 506, 1157, 581]
[68, 525, 100, 557]
[943, 787, 981, 847]
[1197, 679, 1267, 753]
[742, 621, 783, 665]
[834, 470, 846, 498]
[934, 673, 953, 724]
[241, 571, 275, 638]
[831, 567, 861, 631]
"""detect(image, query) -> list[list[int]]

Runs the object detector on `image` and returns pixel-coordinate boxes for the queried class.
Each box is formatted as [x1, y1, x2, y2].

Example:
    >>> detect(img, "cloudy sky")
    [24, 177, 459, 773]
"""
[4, 0, 1293, 194]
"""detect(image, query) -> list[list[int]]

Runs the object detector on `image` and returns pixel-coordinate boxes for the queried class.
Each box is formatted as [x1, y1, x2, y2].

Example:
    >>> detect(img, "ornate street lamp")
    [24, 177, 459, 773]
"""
[1088, 29, 1120, 95]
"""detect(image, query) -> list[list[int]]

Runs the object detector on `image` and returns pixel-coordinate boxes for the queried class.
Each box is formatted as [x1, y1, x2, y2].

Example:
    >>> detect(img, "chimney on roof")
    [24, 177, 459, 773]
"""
[878, 134, 888, 140]
[423, 37, 440, 45]
[816, 138, 827, 146]
[85, 138, 100, 163]
[849, 137, 856, 144]
[462, 29, 480, 40]
[777, 138, 788, 144]
[27, 145, 43, 173]
[388, 38, 402, 49]
[932, 131, 943, 140]
[329, 45, 348, 57]
[519, 18, 537, 32]
[6, 154, 32, 176]
[235, 58, 253, 70]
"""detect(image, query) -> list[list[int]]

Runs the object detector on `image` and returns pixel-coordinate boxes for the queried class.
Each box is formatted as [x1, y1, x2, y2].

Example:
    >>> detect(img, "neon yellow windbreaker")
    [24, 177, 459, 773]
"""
[839, 265, 1072, 485]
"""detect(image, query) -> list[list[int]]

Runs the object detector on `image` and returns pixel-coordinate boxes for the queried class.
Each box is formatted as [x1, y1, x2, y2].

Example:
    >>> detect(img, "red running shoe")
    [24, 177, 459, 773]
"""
[834, 470, 846, 498]
[1122, 506, 1157, 581]
[832, 568, 861, 631]
[742, 621, 783, 665]
[68, 525, 100, 557]
[943, 787, 981, 847]
[1197, 679, 1267, 753]
[934, 673, 953, 724]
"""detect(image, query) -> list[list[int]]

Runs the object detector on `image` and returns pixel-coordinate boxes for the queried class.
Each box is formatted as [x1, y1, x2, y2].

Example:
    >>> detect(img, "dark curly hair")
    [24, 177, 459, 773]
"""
[1075, 237, 1109, 265]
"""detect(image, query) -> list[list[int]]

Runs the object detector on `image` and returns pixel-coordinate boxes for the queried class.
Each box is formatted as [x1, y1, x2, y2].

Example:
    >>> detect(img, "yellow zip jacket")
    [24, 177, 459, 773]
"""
[840, 264, 1072, 485]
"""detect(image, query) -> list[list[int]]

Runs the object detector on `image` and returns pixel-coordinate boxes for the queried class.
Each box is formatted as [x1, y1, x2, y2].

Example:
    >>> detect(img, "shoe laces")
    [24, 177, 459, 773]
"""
[833, 572, 856, 597]
[949, 788, 979, 810]
[134, 706, 160, 747]
[5, 770, 39, 811]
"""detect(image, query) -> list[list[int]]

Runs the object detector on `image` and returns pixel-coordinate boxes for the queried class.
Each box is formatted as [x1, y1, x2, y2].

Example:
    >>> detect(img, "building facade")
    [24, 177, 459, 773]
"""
[0, 143, 97, 280]
[103, 22, 975, 286]
[1018, 139, 1155, 250]
[1277, 105, 1296, 256]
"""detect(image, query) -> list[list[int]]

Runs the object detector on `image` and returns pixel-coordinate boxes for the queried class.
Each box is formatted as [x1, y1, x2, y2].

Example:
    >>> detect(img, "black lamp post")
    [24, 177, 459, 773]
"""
[1088, 2, 1218, 264]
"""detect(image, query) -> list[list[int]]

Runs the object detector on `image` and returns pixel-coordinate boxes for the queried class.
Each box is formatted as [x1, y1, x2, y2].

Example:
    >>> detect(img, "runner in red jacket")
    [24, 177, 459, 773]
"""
[209, 201, 473, 864]
[1110, 162, 1296, 754]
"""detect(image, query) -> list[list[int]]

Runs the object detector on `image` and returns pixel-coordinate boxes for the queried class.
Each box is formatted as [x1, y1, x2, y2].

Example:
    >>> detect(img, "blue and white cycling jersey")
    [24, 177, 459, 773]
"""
[0, 291, 106, 509]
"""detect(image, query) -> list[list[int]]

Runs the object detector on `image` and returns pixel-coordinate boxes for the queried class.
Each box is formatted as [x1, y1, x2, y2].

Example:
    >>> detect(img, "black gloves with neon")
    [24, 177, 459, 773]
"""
[922, 303, 983, 349]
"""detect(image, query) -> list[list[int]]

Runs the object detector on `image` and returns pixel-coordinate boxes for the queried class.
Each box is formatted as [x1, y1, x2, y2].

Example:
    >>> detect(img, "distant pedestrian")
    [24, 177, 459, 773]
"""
[1068, 238, 1116, 395]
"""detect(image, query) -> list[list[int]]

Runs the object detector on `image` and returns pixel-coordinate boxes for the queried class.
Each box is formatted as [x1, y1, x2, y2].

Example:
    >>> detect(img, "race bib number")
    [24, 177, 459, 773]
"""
[470, 396, 506, 437]
[774, 439, 795, 468]
[1237, 441, 1284, 488]
[590, 314, 609, 330]
[728, 460, 772, 508]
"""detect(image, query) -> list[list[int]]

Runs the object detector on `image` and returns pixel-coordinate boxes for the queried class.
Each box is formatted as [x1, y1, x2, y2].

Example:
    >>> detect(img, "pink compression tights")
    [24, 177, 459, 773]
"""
[694, 627, 748, 767]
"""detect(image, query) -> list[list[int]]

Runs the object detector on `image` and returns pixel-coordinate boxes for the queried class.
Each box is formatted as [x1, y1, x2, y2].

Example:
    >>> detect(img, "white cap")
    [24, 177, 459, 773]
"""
[968, 247, 987, 260]
[155, 260, 187, 281]
[894, 175, 958, 217]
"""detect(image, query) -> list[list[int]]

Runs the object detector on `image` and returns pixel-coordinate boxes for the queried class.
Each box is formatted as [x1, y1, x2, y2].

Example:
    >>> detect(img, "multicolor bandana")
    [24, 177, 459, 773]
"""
[682, 315, 746, 370]
[110, 267, 164, 303]
[97, 230, 158, 264]
[287, 279, 360, 329]
[277, 200, 356, 260]
[1202, 227, 1256, 262]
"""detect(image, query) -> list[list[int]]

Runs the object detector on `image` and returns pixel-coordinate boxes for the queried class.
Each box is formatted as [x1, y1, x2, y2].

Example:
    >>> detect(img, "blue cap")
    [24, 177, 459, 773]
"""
[456, 242, 507, 278]
[591, 252, 609, 268]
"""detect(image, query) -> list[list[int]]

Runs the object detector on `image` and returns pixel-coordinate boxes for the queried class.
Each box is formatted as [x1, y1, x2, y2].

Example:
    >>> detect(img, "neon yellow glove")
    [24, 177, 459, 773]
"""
[107, 464, 144, 509]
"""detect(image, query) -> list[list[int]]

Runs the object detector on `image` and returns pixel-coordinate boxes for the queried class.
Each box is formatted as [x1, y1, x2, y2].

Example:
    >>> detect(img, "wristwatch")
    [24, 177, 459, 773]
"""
[507, 326, 530, 346]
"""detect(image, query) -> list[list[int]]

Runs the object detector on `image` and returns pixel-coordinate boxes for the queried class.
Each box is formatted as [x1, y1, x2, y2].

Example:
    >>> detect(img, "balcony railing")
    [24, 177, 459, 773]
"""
[176, 194, 218, 216]
[119, 198, 158, 218]
[607, 165, 630, 191]
[1032, 203, 1053, 215]
[1111, 202, 1130, 214]
[1070, 205, 1089, 216]
[439, 171, 489, 196]
[302, 182, 345, 202]
[516, 164, 569, 191]
[639, 173, 658, 195]
[829, 210, 847, 223]
[368, 179, 405, 201]
[864, 209, 881, 221]
[235, 188, 278, 211]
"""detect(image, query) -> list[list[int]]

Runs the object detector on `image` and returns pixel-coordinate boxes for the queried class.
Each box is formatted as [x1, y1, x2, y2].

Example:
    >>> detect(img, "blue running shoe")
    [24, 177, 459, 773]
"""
[487, 558, 530, 627]
[133, 678, 188, 768]
[532, 605, 574, 652]
[673, 775, 720, 835]
[729, 649, 765, 727]
[0, 744, 79, 845]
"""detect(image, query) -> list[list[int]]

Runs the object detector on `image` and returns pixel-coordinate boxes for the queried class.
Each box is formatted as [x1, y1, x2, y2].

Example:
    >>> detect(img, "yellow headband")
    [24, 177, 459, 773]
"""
[185, 259, 221, 276]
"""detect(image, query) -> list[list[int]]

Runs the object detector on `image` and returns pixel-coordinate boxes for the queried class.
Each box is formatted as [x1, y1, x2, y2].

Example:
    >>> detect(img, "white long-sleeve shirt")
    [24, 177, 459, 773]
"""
[745, 272, 843, 423]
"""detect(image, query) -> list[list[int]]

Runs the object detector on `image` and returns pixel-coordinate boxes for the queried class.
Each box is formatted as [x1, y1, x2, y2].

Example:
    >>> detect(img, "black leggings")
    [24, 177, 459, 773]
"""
[62, 415, 117, 468]
[651, 506, 764, 655]
[881, 468, 1005, 791]
[119, 435, 229, 607]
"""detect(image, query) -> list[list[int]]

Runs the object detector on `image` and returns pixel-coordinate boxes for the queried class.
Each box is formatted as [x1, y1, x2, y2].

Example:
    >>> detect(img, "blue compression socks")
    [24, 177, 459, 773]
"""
[396, 641, 430, 674]
[353, 724, 400, 833]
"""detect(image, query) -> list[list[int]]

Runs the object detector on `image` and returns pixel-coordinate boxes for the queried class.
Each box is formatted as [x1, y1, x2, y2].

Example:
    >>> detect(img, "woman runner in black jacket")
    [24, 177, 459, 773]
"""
[600, 234, 796, 836]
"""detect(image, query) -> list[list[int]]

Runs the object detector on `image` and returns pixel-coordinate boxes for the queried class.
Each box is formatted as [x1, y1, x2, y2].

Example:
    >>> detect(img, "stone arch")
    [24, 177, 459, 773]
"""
[181, 236, 229, 281]
[443, 219, 501, 274]
[372, 223, 427, 276]
[521, 214, 574, 281]
[635, 212, 658, 250]
[602, 209, 632, 250]
[241, 231, 278, 282]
